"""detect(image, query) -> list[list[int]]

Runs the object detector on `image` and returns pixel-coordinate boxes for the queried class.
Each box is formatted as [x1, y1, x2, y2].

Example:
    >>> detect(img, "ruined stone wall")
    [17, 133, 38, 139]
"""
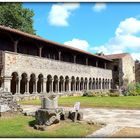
[3, 51, 112, 80]
[122, 54, 135, 85]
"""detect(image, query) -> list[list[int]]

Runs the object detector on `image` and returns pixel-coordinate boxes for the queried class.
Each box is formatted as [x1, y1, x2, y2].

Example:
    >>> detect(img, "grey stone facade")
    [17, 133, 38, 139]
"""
[0, 51, 112, 100]
[104, 53, 135, 88]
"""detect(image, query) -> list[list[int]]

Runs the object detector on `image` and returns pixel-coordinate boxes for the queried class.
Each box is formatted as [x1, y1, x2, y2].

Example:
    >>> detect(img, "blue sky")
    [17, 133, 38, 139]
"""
[23, 3, 140, 60]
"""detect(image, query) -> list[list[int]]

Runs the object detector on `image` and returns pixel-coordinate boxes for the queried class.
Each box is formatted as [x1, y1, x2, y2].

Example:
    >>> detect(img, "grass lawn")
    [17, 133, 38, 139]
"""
[0, 114, 100, 138]
[19, 96, 140, 109]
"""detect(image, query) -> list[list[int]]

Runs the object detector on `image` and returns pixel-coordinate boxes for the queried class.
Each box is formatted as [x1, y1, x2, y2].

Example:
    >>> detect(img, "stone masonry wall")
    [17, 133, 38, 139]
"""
[3, 51, 112, 80]
[122, 54, 135, 85]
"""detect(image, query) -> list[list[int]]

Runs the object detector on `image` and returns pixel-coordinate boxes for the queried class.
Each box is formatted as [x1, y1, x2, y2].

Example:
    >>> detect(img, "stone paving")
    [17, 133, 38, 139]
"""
[21, 105, 140, 137]
[87, 124, 124, 137]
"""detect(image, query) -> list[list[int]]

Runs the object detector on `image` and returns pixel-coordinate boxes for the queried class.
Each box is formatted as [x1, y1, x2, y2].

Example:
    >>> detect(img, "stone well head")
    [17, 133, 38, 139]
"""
[41, 94, 58, 110]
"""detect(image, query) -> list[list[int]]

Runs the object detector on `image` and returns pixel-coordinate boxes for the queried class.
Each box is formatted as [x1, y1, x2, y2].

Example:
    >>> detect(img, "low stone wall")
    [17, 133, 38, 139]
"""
[13, 89, 110, 101]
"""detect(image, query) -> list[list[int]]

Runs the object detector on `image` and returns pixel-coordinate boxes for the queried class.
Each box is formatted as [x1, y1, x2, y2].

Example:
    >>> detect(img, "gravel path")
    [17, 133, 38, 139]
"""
[87, 124, 124, 137]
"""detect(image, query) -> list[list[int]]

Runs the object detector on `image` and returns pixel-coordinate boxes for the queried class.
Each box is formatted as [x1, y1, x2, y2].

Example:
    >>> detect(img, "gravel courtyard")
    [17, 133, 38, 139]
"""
[21, 105, 140, 137]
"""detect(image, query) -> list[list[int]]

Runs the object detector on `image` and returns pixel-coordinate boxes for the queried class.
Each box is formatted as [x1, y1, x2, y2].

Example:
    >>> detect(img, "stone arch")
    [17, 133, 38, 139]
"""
[65, 76, 69, 92]
[59, 76, 64, 92]
[20, 73, 28, 94]
[47, 75, 52, 93]
[37, 74, 43, 93]
[53, 75, 58, 92]
[10, 72, 18, 95]
[29, 73, 36, 94]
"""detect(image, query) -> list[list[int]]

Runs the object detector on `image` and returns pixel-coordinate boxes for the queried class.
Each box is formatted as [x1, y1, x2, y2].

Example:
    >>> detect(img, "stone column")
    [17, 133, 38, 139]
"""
[101, 81, 103, 91]
[74, 82, 76, 92]
[3, 76, 12, 92]
[39, 47, 43, 57]
[51, 79, 54, 92]
[13, 40, 18, 53]
[82, 82, 84, 91]
[54, 81, 57, 92]
[16, 77, 21, 94]
[79, 81, 80, 91]
[105, 63, 107, 69]
[74, 55, 76, 63]
[69, 79, 71, 92]
[58, 51, 61, 61]
[87, 81, 89, 91]
[35, 78, 38, 94]
[32, 80, 36, 94]
[86, 58, 88, 65]
[63, 80, 65, 92]
[90, 81, 92, 90]
[88, 82, 90, 90]
[43, 78, 46, 93]
[92, 82, 94, 90]
[96, 61, 98, 67]
[25, 77, 29, 94]
[109, 81, 111, 90]
[58, 80, 60, 93]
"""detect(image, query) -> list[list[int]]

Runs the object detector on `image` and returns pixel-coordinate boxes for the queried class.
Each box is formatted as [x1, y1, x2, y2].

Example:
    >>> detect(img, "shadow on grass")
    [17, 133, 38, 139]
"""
[28, 120, 36, 128]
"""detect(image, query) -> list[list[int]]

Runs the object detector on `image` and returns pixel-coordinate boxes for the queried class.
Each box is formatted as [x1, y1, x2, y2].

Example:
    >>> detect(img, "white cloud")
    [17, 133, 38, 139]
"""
[92, 3, 106, 12]
[92, 17, 140, 60]
[64, 38, 89, 51]
[48, 3, 80, 26]
[116, 17, 140, 36]
[131, 53, 140, 61]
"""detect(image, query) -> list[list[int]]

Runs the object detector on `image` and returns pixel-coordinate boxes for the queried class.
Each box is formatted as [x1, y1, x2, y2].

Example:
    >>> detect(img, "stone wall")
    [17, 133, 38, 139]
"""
[3, 51, 112, 79]
[122, 54, 135, 85]
[135, 61, 140, 83]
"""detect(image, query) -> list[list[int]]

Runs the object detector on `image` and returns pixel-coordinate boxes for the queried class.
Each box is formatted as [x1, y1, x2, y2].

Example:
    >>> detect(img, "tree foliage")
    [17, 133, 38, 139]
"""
[0, 3, 35, 34]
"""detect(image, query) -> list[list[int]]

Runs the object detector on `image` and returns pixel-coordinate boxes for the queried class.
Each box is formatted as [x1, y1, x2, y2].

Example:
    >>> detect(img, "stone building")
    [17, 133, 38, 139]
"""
[0, 26, 113, 99]
[104, 53, 135, 88]
[135, 60, 140, 83]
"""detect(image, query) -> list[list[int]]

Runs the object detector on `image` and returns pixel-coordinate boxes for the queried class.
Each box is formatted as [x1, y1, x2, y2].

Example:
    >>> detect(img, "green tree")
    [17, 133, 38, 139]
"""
[0, 3, 35, 34]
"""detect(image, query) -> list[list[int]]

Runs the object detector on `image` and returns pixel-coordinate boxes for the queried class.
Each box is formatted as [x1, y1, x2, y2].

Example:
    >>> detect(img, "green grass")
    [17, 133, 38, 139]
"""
[20, 96, 140, 109]
[0, 114, 100, 138]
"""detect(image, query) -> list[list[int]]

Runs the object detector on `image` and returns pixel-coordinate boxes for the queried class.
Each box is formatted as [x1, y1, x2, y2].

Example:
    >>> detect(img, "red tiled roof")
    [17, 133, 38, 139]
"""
[0, 25, 112, 62]
[104, 53, 129, 60]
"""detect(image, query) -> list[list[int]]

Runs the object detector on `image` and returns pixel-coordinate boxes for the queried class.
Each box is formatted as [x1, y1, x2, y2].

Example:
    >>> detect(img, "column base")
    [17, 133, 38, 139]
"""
[32, 92, 38, 94]
[15, 92, 21, 95]
[24, 92, 30, 95]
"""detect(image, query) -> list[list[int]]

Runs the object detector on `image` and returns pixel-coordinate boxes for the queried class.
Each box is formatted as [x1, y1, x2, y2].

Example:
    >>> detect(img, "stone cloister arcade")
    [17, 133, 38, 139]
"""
[10, 72, 112, 95]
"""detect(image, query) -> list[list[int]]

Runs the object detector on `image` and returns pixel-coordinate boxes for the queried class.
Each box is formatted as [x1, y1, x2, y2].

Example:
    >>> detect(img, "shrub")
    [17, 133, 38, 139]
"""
[126, 83, 140, 96]
[83, 91, 111, 97]
[83, 91, 100, 97]
[108, 92, 120, 97]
